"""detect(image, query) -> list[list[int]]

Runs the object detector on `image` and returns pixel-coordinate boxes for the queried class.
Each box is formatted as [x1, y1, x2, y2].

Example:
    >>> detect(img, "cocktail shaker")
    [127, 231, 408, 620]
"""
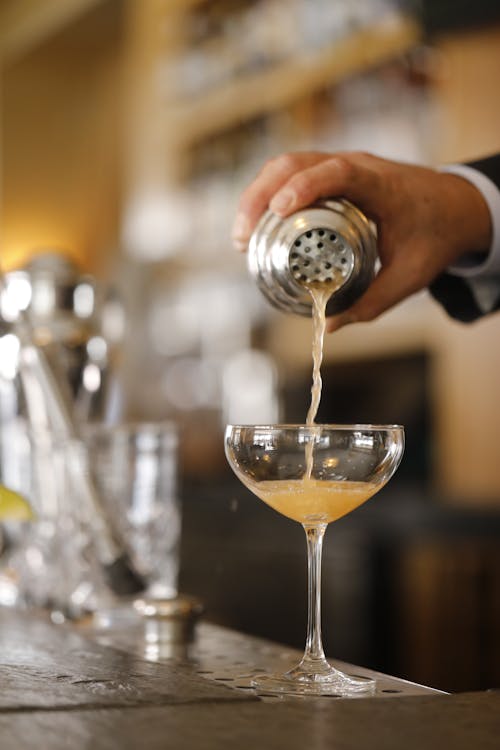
[247, 198, 377, 316]
[0, 253, 115, 421]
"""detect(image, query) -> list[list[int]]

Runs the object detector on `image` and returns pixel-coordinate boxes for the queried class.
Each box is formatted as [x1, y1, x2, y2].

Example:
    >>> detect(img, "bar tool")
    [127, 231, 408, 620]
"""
[248, 198, 377, 316]
[134, 595, 204, 645]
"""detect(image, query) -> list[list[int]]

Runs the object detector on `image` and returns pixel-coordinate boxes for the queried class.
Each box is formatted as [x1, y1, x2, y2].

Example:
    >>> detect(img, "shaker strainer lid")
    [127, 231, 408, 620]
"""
[248, 198, 377, 317]
[289, 225, 355, 288]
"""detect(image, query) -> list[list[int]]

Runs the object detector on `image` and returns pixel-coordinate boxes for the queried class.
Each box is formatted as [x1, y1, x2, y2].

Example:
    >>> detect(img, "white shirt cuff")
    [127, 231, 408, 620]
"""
[440, 164, 500, 277]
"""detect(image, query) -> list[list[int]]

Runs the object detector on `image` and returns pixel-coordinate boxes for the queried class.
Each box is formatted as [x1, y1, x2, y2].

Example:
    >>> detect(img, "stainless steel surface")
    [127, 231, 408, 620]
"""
[0, 252, 118, 422]
[134, 595, 204, 645]
[289, 226, 354, 285]
[248, 198, 377, 317]
[3, 608, 498, 750]
[90, 620, 445, 701]
[2, 253, 101, 343]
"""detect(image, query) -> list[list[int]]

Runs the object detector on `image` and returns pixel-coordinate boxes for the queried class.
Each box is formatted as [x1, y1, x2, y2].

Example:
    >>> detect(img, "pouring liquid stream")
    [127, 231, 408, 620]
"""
[305, 285, 332, 479]
[242, 281, 383, 526]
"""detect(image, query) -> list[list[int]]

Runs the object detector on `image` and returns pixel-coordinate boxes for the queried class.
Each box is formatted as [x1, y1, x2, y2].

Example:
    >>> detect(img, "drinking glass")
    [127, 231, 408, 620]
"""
[0, 429, 109, 620]
[85, 422, 180, 604]
[224, 423, 404, 696]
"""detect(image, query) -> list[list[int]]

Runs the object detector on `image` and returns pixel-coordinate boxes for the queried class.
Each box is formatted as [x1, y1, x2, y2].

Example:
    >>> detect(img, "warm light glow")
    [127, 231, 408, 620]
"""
[0, 215, 87, 274]
[0, 244, 86, 274]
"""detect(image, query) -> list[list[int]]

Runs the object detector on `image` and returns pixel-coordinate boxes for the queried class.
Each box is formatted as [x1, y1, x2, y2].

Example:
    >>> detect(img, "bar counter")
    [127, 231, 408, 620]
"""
[1, 607, 499, 749]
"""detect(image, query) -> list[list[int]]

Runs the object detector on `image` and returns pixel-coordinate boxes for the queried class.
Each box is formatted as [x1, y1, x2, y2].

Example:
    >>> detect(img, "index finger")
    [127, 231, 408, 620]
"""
[232, 152, 327, 249]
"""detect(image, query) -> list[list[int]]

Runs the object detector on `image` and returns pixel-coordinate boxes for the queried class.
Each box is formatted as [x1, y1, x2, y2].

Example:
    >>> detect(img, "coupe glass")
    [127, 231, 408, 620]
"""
[224, 423, 404, 697]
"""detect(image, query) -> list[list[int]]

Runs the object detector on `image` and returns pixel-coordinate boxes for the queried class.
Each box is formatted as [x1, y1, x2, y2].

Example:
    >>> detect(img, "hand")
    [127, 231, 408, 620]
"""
[232, 152, 492, 331]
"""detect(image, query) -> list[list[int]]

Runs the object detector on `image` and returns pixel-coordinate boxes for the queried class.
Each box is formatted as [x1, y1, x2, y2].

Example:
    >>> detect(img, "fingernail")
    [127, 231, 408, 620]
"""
[233, 238, 248, 253]
[269, 189, 296, 214]
[232, 213, 251, 243]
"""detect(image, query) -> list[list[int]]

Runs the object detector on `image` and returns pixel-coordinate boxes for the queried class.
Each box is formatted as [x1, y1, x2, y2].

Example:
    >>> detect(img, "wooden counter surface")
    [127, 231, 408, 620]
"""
[1, 607, 499, 749]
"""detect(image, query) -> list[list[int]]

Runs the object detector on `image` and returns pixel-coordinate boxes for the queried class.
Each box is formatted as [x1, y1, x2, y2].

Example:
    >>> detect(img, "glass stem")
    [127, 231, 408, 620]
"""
[302, 523, 328, 665]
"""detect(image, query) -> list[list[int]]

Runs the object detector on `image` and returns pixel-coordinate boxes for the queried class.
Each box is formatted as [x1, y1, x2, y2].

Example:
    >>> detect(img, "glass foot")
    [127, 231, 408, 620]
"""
[251, 661, 376, 697]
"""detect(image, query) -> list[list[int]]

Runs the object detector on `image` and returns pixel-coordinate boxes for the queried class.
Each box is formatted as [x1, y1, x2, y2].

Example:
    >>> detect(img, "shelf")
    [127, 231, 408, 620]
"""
[167, 15, 421, 145]
[0, 0, 104, 65]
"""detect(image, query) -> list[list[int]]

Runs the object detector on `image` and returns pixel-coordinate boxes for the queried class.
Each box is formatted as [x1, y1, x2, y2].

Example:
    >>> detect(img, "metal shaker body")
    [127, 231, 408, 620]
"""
[0, 253, 120, 422]
[247, 198, 377, 317]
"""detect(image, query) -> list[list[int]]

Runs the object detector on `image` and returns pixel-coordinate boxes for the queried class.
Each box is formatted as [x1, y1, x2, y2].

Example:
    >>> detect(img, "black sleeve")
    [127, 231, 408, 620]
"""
[466, 154, 500, 189]
[428, 153, 500, 323]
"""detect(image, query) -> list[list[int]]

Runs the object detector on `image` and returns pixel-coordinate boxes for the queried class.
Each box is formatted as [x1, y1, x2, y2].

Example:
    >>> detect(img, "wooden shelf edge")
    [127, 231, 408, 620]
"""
[0, 0, 104, 65]
[167, 15, 421, 144]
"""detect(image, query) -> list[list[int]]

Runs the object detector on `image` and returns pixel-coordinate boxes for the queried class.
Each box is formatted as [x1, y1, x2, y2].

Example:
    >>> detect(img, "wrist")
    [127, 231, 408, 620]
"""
[442, 171, 492, 258]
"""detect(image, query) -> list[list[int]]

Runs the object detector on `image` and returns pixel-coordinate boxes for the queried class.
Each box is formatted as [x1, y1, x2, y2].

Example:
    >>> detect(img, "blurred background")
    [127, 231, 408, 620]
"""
[1, 0, 500, 693]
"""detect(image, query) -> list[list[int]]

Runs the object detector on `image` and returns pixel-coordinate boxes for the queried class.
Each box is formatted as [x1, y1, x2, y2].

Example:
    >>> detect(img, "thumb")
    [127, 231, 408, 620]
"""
[326, 262, 423, 333]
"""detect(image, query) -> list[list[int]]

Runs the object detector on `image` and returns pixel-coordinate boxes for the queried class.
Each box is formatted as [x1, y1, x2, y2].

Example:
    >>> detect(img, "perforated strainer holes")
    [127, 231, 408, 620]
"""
[289, 228, 354, 286]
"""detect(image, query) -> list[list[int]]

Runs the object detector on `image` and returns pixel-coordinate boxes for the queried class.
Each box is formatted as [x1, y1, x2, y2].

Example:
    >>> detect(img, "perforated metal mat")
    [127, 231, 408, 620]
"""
[90, 620, 445, 702]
